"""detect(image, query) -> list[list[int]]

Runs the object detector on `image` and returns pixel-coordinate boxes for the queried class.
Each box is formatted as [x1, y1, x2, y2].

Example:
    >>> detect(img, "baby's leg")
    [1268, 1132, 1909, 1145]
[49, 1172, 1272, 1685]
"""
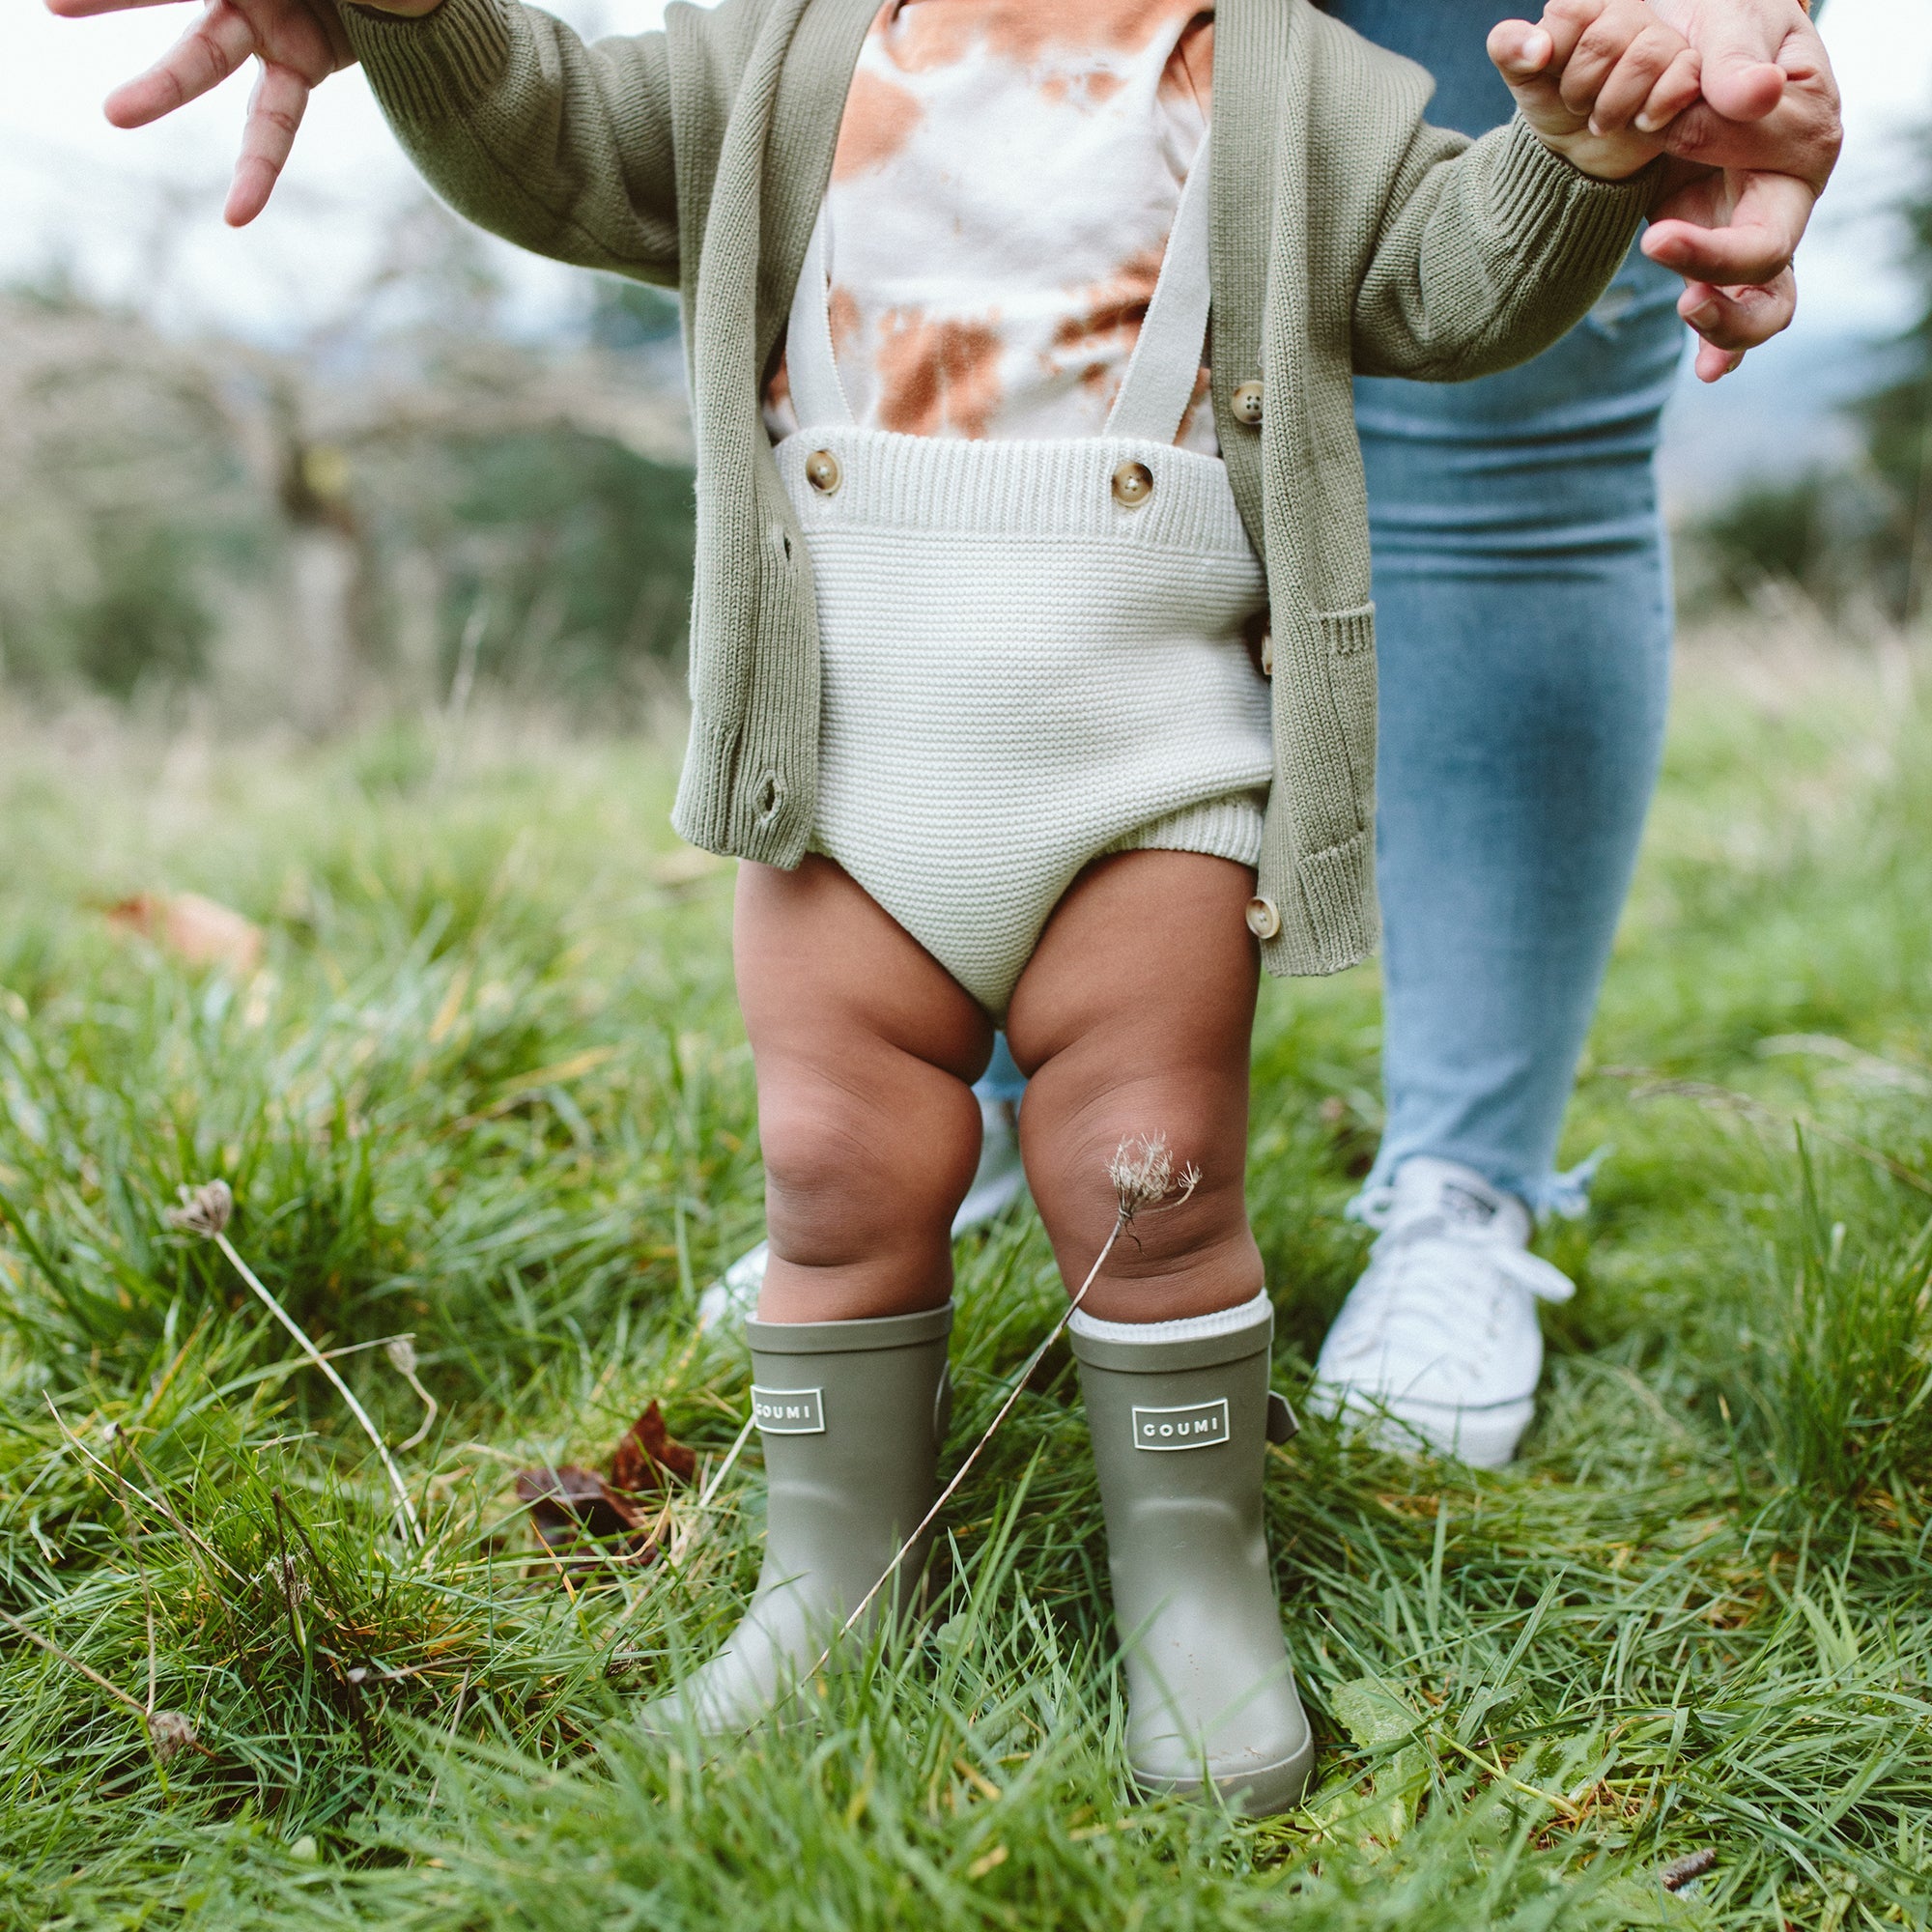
[1007, 850, 1312, 1816]
[735, 855, 994, 1324]
[1006, 849, 1263, 1321]
[641, 857, 990, 1737]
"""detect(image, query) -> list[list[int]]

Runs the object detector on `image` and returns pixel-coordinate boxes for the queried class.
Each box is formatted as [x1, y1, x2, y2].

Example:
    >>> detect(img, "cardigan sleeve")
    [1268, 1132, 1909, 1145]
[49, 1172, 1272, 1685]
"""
[1350, 115, 1661, 384]
[340, 0, 682, 284]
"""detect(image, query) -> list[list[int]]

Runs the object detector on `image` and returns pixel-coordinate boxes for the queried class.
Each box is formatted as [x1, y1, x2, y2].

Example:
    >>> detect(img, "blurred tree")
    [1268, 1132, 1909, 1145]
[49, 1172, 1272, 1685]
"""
[0, 197, 695, 721]
[0, 277, 258, 696]
[427, 426, 695, 701]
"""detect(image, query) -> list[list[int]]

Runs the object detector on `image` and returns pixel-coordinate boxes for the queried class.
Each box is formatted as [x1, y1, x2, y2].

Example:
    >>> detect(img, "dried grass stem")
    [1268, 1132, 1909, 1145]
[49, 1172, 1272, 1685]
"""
[168, 1181, 425, 1546]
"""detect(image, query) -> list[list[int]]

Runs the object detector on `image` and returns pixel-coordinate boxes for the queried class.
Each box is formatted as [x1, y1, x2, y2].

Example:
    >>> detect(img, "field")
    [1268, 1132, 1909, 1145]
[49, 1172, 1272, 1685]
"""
[2, 627, 1929, 1930]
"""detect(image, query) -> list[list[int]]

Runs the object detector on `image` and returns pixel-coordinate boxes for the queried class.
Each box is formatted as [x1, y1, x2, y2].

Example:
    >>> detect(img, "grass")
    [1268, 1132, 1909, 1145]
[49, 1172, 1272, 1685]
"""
[1, 631, 1930, 1931]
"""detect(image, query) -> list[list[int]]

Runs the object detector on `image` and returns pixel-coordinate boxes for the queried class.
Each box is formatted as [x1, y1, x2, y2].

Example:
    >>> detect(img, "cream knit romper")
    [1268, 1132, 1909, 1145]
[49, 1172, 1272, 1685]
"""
[777, 148, 1273, 1020]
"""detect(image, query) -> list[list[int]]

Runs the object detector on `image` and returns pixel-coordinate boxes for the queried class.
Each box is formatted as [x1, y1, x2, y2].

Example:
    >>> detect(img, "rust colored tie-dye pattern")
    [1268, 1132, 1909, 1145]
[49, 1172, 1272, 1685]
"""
[764, 0, 1216, 451]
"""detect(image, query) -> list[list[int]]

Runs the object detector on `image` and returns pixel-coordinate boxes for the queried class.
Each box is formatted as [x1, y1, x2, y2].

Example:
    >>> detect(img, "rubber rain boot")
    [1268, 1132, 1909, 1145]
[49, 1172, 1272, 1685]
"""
[641, 1304, 952, 1735]
[1071, 1294, 1313, 1814]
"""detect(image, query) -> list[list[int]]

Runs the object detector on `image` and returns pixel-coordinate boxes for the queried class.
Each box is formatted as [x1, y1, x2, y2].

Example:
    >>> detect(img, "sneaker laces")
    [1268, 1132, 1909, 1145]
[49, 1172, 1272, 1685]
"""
[1332, 1195, 1574, 1396]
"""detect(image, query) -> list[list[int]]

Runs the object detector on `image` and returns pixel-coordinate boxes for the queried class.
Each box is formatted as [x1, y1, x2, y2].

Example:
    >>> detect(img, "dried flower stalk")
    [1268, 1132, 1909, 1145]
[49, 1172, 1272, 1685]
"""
[167, 1180, 424, 1546]
[384, 1337, 439, 1452]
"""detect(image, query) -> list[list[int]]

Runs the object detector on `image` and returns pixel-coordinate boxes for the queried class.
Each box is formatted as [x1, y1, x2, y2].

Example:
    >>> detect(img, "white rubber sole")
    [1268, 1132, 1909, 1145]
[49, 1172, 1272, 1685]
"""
[1308, 1381, 1534, 1470]
[1137, 1733, 1317, 1818]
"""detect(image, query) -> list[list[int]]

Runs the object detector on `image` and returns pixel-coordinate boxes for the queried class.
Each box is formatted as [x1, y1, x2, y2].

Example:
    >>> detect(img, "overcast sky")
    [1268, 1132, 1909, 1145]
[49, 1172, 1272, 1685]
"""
[11, 0, 1931, 347]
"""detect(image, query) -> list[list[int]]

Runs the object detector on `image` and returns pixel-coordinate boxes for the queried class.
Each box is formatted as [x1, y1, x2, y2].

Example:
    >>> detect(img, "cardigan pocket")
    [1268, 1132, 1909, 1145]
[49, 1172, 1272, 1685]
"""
[1317, 603, 1378, 832]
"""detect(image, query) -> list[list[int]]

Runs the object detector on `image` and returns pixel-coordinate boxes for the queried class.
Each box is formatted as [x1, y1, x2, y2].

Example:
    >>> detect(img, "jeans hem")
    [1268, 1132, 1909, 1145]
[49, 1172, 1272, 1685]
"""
[1350, 1146, 1607, 1223]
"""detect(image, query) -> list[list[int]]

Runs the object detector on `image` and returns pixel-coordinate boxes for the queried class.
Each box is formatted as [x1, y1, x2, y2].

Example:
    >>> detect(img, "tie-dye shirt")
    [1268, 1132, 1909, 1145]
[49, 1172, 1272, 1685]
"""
[765, 0, 1217, 452]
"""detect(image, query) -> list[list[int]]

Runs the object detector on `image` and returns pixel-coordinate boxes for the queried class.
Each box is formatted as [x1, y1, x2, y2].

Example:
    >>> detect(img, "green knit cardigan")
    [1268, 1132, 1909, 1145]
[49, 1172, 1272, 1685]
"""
[343, 0, 1656, 977]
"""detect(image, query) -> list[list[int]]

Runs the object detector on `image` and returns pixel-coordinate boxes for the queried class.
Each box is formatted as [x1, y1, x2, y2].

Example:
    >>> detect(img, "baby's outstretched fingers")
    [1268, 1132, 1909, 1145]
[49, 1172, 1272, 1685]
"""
[56, 0, 358, 224]
[102, 0, 258, 128]
[226, 59, 309, 228]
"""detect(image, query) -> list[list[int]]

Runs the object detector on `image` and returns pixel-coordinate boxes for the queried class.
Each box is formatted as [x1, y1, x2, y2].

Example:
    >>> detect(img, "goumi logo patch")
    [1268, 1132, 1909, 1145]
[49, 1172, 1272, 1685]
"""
[1132, 1398, 1231, 1451]
[751, 1385, 825, 1435]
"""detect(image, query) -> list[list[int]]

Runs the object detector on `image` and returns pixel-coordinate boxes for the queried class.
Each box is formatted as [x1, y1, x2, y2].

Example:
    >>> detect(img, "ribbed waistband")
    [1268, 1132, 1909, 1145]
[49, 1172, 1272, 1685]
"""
[777, 427, 1259, 558]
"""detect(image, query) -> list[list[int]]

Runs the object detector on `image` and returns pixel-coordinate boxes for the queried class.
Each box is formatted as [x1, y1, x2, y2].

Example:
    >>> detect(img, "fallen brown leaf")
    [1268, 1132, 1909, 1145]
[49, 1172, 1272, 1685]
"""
[514, 1403, 695, 1571]
[107, 893, 264, 976]
[514, 1465, 650, 1554]
[610, 1399, 697, 1496]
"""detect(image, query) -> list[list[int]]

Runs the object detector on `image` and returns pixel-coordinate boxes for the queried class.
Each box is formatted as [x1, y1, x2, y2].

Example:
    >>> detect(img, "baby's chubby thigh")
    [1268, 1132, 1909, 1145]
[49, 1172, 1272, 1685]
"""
[1005, 850, 1266, 1325]
[734, 856, 995, 1325]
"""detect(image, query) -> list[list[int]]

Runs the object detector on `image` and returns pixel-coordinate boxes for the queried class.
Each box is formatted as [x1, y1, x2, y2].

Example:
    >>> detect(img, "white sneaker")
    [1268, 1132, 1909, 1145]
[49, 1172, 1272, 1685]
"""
[1309, 1156, 1575, 1468]
[695, 1098, 1029, 1331]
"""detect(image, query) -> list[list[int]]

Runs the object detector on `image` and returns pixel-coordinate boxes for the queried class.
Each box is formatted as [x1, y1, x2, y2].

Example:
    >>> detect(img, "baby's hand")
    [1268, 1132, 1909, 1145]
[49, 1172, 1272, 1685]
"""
[1490, 0, 1701, 181]
[46, 0, 440, 229]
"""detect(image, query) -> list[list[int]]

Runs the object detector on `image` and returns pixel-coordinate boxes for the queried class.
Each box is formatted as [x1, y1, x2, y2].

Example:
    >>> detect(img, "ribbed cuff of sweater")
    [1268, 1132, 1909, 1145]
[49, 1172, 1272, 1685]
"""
[341, 0, 518, 125]
[1489, 114, 1664, 273]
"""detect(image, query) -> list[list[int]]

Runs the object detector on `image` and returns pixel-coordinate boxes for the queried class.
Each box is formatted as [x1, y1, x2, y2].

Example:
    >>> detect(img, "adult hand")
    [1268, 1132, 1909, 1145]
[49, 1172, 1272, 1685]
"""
[44, 0, 440, 229]
[1641, 0, 1842, 381]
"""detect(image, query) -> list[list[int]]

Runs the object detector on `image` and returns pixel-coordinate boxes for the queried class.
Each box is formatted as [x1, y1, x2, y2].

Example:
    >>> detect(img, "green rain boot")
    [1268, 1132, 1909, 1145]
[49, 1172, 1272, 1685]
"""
[642, 1304, 952, 1735]
[1070, 1291, 1313, 1815]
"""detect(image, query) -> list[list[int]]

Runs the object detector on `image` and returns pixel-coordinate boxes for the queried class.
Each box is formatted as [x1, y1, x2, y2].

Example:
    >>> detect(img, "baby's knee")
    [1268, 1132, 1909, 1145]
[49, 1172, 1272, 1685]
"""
[1025, 1077, 1255, 1282]
[757, 1062, 981, 1264]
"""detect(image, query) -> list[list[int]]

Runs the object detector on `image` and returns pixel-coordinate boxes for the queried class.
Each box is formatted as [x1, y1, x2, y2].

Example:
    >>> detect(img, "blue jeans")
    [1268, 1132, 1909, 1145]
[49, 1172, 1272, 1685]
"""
[1329, 0, 1685, 1210]
[1355, 251, 1682, 1211]
[980, 2, 1688, 1213]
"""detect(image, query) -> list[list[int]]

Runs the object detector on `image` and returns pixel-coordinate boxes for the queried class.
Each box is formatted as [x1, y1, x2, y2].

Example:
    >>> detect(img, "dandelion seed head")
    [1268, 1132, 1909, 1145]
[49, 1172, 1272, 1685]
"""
[166, 1179, 233, 1238]
[148, 1709, 198, 1762]
[1108, 1134, 1201, 1222]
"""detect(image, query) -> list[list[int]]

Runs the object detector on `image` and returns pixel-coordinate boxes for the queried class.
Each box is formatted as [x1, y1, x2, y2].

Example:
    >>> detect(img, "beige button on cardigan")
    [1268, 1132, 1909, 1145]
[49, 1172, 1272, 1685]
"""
[342, 0, 1659, 978]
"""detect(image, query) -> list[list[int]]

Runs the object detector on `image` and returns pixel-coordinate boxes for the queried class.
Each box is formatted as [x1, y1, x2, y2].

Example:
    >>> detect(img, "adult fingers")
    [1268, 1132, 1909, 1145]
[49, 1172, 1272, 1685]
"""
[1643, 170, 1814, 286]
[102, 0, 256, 128]
[1662, 45, 1841, 189]
[1690, 1, 1805, 125]
[1679, 268, 1797, 365]
[1692, 338, 1746, 384]
[224, 59, 308, 226]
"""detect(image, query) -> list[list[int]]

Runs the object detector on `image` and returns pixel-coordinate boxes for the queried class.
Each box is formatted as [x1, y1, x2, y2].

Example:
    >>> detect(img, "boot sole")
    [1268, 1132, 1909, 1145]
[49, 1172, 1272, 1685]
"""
[1135, 1733, 1317, 1818]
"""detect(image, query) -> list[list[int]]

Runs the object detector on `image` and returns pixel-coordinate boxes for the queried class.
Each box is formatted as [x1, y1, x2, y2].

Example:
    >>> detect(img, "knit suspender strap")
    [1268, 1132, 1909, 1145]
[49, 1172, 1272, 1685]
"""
[784, 139, 1214, 443]
[1102, 138, 1213, 445]
[785, 209, 856, 430]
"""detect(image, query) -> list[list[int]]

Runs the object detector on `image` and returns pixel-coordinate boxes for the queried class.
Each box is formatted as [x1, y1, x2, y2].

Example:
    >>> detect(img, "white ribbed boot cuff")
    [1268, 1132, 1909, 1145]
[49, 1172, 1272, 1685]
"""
[1066, 1288, 1272, 1347]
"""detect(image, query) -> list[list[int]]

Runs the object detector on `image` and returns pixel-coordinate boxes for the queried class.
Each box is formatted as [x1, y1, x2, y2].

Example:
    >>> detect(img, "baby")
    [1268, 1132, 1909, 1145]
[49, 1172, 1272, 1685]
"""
[67, 0, 1701, 1814]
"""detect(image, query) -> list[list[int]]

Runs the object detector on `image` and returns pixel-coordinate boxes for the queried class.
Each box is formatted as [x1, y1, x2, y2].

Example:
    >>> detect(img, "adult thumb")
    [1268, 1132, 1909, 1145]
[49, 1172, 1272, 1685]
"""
[1695, 14, 1788, 124]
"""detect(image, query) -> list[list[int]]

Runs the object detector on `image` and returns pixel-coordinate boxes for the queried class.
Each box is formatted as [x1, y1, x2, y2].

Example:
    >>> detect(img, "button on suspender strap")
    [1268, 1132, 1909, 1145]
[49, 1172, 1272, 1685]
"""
[784, 211, 857, 432]
[1104, 138, 1213, 447]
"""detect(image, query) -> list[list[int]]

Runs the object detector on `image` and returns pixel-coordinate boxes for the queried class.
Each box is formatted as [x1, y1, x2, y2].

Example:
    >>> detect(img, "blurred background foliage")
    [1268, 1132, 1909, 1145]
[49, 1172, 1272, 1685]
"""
[1685, 126, 1932, 624]
[0, 198, 694, 726]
